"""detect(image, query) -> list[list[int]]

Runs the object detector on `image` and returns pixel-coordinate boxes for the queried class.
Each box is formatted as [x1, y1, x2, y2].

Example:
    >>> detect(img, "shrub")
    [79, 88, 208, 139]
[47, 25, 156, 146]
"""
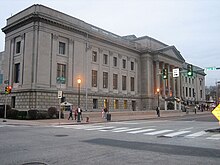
[37, 110, 48, 119]
[28, 109, 39, 119]
[48, 107, 57, 119]
[17, 111, 28, 119]
[167, 102, 174, 110]
[7, 109, 19, 119]
[0, 105, 12, 118]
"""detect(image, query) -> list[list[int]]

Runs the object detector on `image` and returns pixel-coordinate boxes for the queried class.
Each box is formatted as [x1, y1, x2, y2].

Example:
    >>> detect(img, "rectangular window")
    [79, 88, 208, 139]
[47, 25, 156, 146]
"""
[130, 77, 135, 91]
[11, 96, 16, 108]
[200, 90, 202, 98]
[92, 70, 97, 87]
[57, 63, 66, 84]
[114, 99, 119, 109]
[189, 88, 191, 97]
[16, 41, 21, 54]
[124, 100, 127, 109]
[0, 74, 3, 84]
[185, 77, 187, 83]
[123, 59, 126, 69]
[103, 72, 108, 88]
[122, 75, 127, 90]
[92, 51, 97, 62]
[113, 74, 118, 90]
[189, 78, 191, 84]
[14, 63, 20, 83]
[93, 99, 98, 109]
[59, 42, 66, 55]
[113, 57, 117, 67]
[131, 61, 134, 70]
[103, 54, 108, 64]
[186, 87, 188, 97]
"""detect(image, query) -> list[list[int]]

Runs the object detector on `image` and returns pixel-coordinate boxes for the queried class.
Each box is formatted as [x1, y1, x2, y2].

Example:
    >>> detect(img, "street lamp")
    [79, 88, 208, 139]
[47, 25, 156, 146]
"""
[77, 78, 81, 122]
[156, 88, 160, 117]
[156, 88, 160, 108]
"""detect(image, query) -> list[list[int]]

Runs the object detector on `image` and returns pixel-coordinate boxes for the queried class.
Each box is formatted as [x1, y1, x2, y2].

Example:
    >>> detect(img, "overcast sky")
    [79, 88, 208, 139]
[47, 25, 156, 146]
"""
[0, 0, 219, 86]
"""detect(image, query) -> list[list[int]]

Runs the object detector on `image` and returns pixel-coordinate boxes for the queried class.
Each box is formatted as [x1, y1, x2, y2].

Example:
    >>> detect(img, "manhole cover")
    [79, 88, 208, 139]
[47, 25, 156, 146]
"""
[54, 134, 68, 137]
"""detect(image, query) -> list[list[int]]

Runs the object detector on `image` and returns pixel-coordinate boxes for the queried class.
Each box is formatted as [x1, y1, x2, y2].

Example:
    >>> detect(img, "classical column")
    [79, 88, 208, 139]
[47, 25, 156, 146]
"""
[156, 61, 160, 92]
[167, 64, 171, 97]
[162, 63, 166, 97]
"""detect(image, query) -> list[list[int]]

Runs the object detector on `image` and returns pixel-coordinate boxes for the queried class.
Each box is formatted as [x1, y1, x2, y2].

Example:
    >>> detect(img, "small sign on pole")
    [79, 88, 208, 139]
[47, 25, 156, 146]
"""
[173, 68, 179, 78]
[58, 91, 63, 98]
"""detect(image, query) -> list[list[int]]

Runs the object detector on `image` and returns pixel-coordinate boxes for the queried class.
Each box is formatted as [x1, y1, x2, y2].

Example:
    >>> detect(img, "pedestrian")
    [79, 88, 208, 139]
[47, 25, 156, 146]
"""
[156, 106, 160, 117]
[102, 107, 108, 119]
[74, 108, 78, 120]
[194, 105, 197, 114]
[68, 108, 73, 120]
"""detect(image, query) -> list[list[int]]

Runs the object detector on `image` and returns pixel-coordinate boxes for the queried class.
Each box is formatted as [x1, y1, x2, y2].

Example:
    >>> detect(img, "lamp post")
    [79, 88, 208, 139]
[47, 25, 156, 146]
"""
[77, 78, 81, 122]
[156, 88, 160, 117]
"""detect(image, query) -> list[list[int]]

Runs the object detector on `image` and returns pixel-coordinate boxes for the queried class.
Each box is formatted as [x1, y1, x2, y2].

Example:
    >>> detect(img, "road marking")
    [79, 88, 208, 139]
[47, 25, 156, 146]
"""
[144, 130, 173, 135]
[127, 128, 156, 134]
[206, 134, 220, 140]
[85, 126, 111, 130]
[86, 126, 115, 130]
[179, 127, 194, 131]
[163, 131, 191, 137]
[112, 127, 143, 133]
[185, 131, 207, 138]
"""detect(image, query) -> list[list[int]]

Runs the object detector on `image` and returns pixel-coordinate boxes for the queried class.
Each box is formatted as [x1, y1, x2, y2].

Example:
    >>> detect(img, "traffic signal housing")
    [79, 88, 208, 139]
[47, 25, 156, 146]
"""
[5, 85, 12, 94]
[187, 64, 193, 76]
[162, 68, 168, 79]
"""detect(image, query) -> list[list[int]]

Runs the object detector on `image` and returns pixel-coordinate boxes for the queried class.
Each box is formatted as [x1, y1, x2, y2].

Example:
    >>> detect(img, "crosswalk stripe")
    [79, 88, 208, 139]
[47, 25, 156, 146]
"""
[206, 134, 220, 140]
[163, 131, 191, 137]
[127, 128, 156, 134]
[144, 130, 173, 135]
[85, 126, 115, 130]
[85, 126, 110, 130]
[112, 127, 143, 133]
[185, 131, 207, 138]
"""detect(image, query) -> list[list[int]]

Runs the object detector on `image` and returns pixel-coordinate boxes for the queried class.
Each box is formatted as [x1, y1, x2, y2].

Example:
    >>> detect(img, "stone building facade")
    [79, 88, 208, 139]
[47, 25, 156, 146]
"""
[0, 4, 206, 111]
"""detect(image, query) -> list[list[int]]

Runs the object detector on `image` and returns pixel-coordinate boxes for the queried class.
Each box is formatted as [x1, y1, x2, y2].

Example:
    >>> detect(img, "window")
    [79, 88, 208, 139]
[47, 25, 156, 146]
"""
[114, 99, 119, 109]
[122, 59, 126, 69]
[124, 100, 127, 109]
[57, 63, 66, 84]
[122, 75, 127, 90]
[189, 78, 191, 84]
[189, 88, 191, 97]
[200, 90, 203, 98]
[14, 63, 20, 83]
[16, 41, 21, 54]
[130, 77, 135, 91]
[103, 54, 108, 64]
[131, 61, 134, 70]
[0, 74, 3, 84]
[92, 51, 97, 62]
[113, 57, 117, 67]
[11, 96, 16, 108]
[185, 77, 187, 83]
[103, 72, 108, 88]
[113, 74, 118, 90]
[59, 42, 66, 55]
[92, 70, 97, 87]
[186, 87, 188, 97]
[93, 99, 98, 109]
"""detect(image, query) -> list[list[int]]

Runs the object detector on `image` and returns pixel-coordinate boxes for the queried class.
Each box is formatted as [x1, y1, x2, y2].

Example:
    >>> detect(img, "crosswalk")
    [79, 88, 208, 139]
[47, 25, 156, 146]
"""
[53, 124, 220, 140]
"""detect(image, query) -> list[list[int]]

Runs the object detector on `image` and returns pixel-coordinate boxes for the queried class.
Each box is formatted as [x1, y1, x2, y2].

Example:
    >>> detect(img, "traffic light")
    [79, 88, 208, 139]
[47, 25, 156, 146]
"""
[5, 86, 12, 94]
[187, 64, 193, 76]
[162, 68, 168, 79]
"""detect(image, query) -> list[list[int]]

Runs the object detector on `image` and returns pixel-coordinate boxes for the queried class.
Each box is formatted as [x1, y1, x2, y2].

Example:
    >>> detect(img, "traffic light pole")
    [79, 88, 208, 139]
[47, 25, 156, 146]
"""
[3, 94, 7, 122]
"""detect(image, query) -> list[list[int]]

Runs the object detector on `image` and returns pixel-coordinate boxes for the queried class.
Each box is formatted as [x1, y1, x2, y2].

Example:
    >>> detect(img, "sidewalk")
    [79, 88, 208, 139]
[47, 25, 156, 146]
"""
[0, 110, 210, 126]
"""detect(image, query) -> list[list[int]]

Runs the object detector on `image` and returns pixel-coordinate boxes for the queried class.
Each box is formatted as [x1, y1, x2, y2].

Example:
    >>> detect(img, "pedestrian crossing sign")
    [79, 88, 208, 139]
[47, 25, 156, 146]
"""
[212, 104, 220, 121]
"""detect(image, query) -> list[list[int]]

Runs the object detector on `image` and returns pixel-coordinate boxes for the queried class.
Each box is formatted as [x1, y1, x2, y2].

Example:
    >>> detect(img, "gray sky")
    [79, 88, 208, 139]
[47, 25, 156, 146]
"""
[0, 0, 220, 86]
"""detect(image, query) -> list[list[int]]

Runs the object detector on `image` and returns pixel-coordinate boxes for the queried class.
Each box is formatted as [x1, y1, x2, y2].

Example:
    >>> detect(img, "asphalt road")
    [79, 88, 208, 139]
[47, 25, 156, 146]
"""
[0, 113, 219, 165]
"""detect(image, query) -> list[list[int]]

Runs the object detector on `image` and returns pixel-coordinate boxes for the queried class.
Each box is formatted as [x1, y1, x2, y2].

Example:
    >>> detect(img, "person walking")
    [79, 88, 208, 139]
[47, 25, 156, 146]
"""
[156, 106, 160, 117]
[68, 108, 73, 120]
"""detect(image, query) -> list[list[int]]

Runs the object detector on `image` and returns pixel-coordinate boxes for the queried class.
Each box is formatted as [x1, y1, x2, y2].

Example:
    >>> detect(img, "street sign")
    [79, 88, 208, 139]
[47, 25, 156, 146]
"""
[58, 90, 63, 98]
[173, 68, 179, 78]
[212, 104, 220, 121]
[205, 67, 216, 71]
